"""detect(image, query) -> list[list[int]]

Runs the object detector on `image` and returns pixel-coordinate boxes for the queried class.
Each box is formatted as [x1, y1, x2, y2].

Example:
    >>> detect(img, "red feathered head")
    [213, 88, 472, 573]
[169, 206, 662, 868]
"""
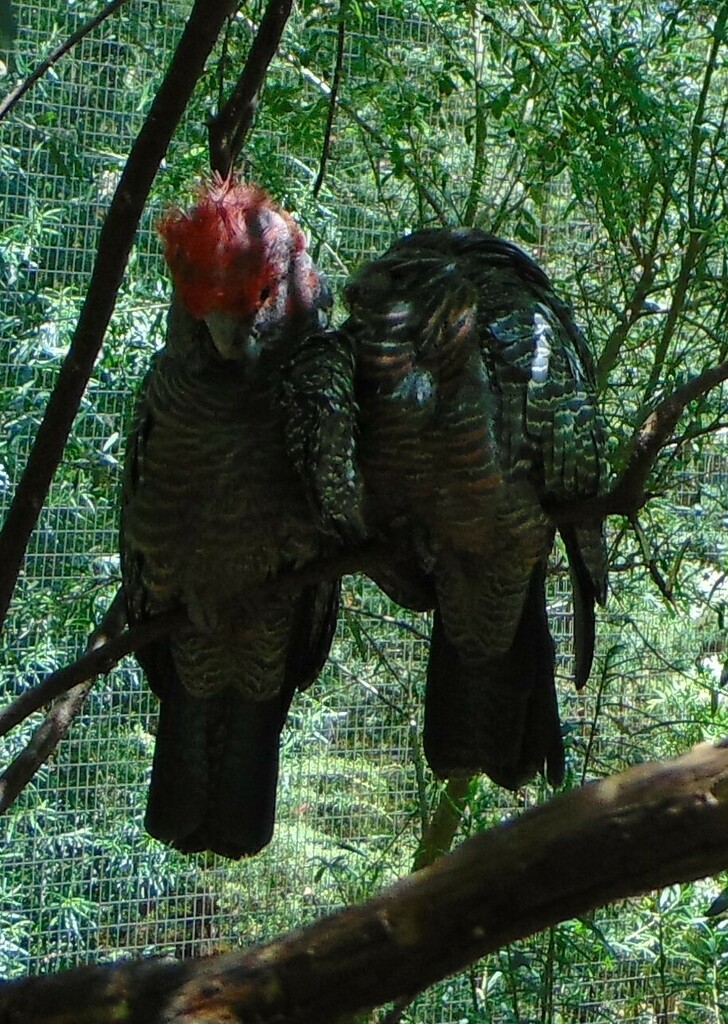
[158, 175, 322, 326]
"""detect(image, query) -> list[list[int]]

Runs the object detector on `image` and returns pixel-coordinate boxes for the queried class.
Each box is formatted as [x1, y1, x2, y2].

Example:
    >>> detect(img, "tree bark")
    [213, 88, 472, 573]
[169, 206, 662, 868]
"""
[2, 741, 728, 1024]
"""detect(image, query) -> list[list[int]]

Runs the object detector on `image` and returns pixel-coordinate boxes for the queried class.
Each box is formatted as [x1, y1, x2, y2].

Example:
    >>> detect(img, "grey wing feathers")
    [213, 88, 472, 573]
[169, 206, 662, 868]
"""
[338, 227, 608, 788]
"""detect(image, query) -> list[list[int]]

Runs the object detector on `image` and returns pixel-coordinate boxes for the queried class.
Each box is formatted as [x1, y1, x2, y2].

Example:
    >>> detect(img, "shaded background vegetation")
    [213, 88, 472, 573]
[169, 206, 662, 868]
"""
[1, 1, 727, 1020]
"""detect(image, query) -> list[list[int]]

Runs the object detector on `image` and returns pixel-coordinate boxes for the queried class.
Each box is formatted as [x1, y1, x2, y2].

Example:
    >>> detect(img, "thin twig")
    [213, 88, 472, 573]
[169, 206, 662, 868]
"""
[0, 0, 131, 121]
[629, 513, 674, 603]
[642, 4, 728, 401]
[241, 15, 449, 223]
[0, 0, 238, 634]
[346, 605, 431, 642]
[312, 10, 345, 198]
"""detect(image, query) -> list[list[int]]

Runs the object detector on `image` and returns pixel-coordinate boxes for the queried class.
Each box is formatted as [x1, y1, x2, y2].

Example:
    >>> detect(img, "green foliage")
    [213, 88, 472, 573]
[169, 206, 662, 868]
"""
[2, 1, 728, 1019]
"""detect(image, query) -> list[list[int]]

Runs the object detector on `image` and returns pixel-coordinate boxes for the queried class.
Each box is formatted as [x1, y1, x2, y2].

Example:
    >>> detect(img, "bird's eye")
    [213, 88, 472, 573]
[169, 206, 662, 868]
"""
[260, 286, 271, 302]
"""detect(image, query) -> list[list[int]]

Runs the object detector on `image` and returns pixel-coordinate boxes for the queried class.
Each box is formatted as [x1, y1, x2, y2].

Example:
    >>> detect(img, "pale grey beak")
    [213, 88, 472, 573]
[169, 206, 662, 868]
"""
[204, 310, 260, 362]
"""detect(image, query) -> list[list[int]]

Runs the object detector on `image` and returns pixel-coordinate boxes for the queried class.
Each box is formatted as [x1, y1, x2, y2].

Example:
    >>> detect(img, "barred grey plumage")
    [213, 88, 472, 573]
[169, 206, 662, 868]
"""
[293, 227, 607, 790]
[120, 181, 339, 858]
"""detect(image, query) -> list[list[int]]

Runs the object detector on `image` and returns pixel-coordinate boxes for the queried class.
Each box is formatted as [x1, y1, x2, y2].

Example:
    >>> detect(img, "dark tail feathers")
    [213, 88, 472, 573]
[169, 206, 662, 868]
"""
[144, 581, 339, 859]
[423, 562, 564, 789]
[560, 522, 607, 689]
[145, 685, 288, 859]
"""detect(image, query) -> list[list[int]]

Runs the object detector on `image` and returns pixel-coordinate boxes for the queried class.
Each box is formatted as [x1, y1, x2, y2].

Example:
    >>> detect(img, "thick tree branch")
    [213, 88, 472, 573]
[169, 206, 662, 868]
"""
[208, 0, 294, 177]
[1, 741, 728, 1023]
[0, 0, 238, 635]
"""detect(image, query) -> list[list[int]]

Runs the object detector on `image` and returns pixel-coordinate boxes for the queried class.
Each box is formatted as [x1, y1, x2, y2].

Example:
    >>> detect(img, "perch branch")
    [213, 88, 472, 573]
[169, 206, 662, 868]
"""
[0, 588, 128, 814]
[0, 0, 132, 122]
[0, 680, 95, 815]
[0, 595, 181, 741]
[0, 544, 390, 813]
[0, 544, 385, 732]
[0, 0, 238, 635]
[550, 358, 728, 524]
[2, 741, 728, 1023]
[3, 354, 727, 807]
[208, 0, 294, 177]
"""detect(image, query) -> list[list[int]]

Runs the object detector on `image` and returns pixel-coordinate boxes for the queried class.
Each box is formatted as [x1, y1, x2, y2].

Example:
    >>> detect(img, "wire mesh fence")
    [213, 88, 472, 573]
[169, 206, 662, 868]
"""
[1, 4, 727, 1021]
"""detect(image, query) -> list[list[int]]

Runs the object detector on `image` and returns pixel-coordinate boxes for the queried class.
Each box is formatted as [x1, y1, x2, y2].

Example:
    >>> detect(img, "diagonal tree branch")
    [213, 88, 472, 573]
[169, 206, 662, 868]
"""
[208, 0, 294, 177]
[550, 358, 728, 524]
[0, 588, 125, 813]
[1, 741, 727, 1023]
[0, 545, 387, 739]
[0, 0, 132, 122]
[0, 680, 96, 815]
[0, 595, 173, 742]
[612, 360, 728, 507]
[0, 544, 391, 814]
[0, 0, 239, 635]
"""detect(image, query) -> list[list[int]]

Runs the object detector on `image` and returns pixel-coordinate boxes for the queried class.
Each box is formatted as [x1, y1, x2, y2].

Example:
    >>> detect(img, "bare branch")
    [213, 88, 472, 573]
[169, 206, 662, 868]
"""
[0, 588, 127, 814]
[208, 0, 294, 177]
[0, 543, 389, 802]
[0, 0, 238, 635]
[0, 601, 183, 742]
[551, 359, 728, 524]
[312, 8, 346, 199]
[0, 680, 95, 815]
[0, 0, 131, 122]
[1, 741, 728, 1023]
